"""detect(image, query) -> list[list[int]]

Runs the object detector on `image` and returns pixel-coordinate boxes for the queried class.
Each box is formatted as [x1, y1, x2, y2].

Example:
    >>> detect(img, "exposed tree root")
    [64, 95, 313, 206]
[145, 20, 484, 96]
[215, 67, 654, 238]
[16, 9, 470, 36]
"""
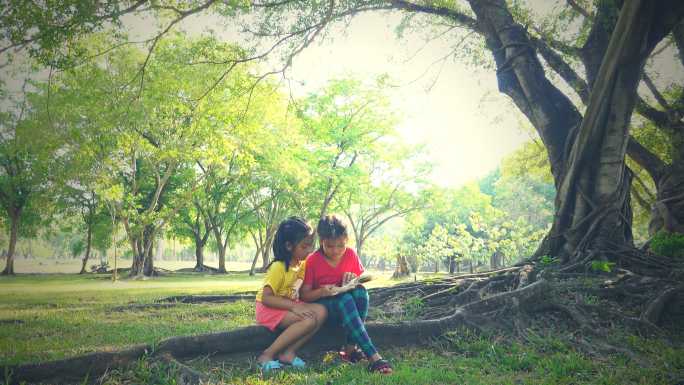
[0, 319, 24, 325]
[109, 303, 180, 312]
[155, 353, 209, 385]
[641, 285, 684, 325]
[175, 265, 221, 274]
[157, 294, 254, 304]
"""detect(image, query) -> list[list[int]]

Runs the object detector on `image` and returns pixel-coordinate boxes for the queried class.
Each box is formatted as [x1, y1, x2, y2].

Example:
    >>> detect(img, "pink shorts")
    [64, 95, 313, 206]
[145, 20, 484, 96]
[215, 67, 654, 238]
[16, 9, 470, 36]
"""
[255, 300, 301, 331]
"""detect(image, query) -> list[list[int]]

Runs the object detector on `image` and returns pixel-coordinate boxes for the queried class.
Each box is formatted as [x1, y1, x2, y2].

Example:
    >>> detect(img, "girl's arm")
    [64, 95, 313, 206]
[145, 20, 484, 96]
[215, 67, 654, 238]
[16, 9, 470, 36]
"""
[261, 286, 315, 318]
[261, 286, 296, 310]
[300, 283, 334, 302]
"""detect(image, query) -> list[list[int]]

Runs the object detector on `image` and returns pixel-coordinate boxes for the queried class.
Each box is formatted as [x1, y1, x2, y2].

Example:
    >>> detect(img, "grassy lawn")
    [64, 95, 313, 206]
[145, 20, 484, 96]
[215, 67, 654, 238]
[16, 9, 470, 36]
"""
[0, 267, 401, 366]
[1, 271, 682, 384]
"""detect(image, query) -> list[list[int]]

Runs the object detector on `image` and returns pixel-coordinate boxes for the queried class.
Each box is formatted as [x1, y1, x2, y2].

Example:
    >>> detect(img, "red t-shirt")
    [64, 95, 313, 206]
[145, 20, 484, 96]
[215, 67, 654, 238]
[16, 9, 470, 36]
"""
[303, 248, 364, 289]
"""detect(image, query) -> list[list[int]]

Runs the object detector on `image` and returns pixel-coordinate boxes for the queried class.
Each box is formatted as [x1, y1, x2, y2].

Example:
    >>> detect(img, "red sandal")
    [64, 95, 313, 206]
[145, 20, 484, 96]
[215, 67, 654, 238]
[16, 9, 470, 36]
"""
[339, 347, 366, 363]
[368, 359, 393, 374]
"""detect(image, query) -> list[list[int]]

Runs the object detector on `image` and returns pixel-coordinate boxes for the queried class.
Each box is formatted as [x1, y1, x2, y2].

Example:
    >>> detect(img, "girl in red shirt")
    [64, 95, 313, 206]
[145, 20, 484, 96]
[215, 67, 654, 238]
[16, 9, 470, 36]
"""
[301, 215, 393, 374]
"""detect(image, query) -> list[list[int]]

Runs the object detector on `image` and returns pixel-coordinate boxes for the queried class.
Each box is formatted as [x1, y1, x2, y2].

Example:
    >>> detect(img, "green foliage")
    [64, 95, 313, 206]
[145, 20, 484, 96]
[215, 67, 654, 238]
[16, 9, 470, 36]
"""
[539, 255, 559, 267]
[590, 260, 616, 273]
[650, 231, 684, 258]
[297, 76, 401, 218]
[403, 296, 425, 319]
[69, 238, 85, 258]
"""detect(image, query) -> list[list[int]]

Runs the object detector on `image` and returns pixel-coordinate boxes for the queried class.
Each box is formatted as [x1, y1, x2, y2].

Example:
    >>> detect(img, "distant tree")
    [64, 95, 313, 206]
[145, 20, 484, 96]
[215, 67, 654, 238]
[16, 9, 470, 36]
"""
[0, 80, 64, 274]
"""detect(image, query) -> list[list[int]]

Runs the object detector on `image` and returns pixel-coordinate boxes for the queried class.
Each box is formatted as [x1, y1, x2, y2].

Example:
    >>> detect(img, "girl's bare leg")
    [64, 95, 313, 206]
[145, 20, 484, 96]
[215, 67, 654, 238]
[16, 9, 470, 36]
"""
[278, 304, 327, 363]
[257, 311, 317, 363]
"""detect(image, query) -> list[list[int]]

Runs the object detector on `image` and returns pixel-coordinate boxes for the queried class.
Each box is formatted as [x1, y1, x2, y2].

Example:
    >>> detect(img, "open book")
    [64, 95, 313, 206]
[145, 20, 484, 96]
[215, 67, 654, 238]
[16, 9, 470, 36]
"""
[328, 274, 373, 295]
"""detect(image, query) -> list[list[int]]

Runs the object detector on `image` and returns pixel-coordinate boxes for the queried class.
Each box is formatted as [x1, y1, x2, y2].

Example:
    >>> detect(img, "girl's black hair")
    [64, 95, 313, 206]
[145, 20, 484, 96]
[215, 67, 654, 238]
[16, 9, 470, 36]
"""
[270, 216, 312, 271]
[317, 214, 348, 241]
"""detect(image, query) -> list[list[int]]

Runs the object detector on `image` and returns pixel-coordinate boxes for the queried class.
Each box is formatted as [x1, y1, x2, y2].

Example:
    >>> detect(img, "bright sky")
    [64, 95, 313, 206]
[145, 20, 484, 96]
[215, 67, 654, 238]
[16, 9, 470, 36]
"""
[154, 11, 532, 189]
[285, 13, 531, 188]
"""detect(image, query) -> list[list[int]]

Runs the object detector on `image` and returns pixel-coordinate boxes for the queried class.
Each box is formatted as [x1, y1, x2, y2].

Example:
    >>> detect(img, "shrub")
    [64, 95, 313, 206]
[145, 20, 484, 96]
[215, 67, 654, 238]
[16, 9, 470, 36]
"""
[650, 231, 684, 258]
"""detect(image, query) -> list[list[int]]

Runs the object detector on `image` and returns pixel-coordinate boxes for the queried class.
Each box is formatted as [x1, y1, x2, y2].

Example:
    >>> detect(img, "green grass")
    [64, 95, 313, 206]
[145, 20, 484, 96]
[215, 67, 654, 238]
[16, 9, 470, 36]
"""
[1, 272, 683, 384]
[99, 333, 684, 385]
[0, 273, 263, 365]
[0, 269, 402, 366]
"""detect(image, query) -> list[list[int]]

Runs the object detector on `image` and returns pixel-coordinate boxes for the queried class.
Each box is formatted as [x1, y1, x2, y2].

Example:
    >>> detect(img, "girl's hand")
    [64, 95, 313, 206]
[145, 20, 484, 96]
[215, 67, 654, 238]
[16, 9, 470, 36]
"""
[292, 303, 316, 320]
[342, 272, 358, 285]
[319, 285, 336, 298]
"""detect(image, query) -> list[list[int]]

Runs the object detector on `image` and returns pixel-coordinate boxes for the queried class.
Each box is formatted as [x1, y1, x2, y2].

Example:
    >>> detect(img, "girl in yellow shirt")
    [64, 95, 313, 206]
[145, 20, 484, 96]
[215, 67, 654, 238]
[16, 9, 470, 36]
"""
[255, 217, 329, 373]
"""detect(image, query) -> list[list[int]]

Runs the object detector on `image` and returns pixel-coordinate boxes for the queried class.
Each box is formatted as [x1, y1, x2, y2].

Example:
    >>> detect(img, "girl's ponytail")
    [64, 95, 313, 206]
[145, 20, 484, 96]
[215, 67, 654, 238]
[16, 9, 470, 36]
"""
[269, 217, 312, 271]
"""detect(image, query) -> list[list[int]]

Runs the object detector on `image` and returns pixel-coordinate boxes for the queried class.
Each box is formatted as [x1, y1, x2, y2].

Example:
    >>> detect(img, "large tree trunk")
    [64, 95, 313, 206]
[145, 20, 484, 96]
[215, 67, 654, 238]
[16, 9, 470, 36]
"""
[548, 0, 663, 264]
[126, 223, 158, 277]
[466, 0, 683, 266]
[1, 212, 19, 275]
[79, 224, 93, 274]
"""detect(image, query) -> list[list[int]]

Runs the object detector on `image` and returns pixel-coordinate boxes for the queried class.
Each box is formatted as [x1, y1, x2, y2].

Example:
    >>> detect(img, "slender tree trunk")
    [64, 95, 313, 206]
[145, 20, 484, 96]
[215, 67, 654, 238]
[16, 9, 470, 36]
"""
[490, 251, 502, 270]
[469, 259, 474, 274]
[212, 224, 229, 273]
[449, 255, 456, 274]
[260, 227, 276, 271]
[217, 243, 227, 273]
[355, 237, 363, 262]
[194, 239, 205, 272]
[155, 238, 163, 260]
[79, 224, 93, 274]
[260, 248, 269, 272]
[143, 236, 154, 277]
[129, 238, 144, 276]
[2, 212, 19, 275]
[249, 245, 261, 276]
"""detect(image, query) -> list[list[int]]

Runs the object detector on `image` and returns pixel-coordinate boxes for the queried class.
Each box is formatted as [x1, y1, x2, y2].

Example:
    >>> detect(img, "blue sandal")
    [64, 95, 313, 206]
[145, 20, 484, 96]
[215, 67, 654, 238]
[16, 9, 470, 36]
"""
[259, 360, 282, 374]
[281, 356, 306, 369]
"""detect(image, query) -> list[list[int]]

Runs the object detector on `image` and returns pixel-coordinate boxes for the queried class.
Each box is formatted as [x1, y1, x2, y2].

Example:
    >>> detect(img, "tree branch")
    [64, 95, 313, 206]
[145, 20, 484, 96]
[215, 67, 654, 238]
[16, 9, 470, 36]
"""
[635, 96, 670, 128]
[642, 73, 671, 111]
[531, 36, 589, 104]
[389, 0, 479, 31]
[626, 136, 666, 184]
[567, 0, 592, 19]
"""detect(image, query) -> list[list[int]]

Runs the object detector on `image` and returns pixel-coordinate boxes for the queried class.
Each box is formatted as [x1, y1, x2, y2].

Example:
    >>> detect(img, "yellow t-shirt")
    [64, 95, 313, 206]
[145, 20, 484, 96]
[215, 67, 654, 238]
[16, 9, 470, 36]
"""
[256, 260, 306, 302]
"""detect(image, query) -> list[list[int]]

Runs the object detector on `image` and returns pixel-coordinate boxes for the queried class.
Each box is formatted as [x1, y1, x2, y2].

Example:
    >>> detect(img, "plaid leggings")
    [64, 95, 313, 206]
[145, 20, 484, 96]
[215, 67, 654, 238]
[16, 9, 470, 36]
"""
[317, 286, 378, 358]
